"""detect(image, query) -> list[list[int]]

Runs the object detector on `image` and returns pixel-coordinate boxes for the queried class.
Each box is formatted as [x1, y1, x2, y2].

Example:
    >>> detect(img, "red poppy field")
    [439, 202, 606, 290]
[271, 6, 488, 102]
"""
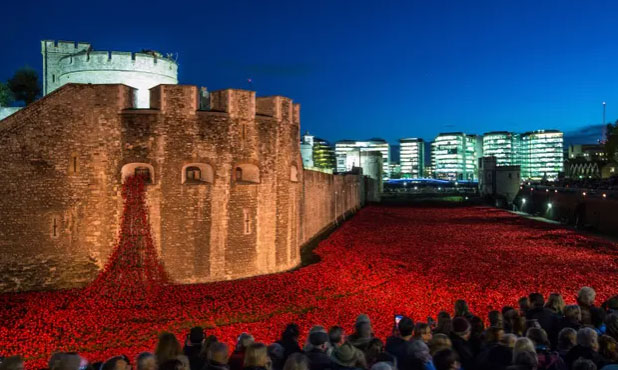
[1, 199, 618, 368]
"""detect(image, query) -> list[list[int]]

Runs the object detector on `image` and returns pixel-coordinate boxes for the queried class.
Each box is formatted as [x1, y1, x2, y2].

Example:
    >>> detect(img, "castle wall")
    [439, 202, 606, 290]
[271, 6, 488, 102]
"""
[0, 83, 369, 292]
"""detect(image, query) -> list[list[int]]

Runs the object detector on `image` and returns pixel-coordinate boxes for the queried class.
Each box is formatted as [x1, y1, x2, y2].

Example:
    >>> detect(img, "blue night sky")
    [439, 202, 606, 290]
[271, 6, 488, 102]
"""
[2, 0, 617, 145]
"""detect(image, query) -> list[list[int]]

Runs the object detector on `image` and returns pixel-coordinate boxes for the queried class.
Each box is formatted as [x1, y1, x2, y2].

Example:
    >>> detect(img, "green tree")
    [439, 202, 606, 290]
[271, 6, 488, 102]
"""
[605, 120, 618, 162]
[7, 67, 41, 105]
[0, 82, 13, 106]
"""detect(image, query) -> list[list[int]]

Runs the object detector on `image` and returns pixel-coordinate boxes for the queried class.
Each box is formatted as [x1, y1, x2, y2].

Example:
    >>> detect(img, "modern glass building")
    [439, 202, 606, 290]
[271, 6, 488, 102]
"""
[482, 131, 519, 166]
[299, 132, 336, 172]
[519, 130, 564, 180]
[399, 138, 425, 178]
[335, 138, 391, 178]
[431, 133, 481, 180]
[312, 138, 336, 171]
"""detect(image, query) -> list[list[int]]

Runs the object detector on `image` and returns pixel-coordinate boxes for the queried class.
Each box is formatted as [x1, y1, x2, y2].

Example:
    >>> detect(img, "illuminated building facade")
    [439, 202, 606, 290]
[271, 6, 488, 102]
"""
[482, 131, 519, 166]
[335, 139, 390, 178]
[399, 138, 425, 178]
[312, 138, 336, 172]
[431, 133, 481, 180]
[519, 130, 564, 180]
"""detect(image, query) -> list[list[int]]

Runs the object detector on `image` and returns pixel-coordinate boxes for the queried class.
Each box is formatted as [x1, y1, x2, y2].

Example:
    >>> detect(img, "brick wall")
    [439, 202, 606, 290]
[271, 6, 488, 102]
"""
[0, 83, 371, 292]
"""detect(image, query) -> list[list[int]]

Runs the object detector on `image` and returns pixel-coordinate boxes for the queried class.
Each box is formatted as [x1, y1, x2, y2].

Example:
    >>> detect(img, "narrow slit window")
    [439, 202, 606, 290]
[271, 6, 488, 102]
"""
[243, 209, 251, 235]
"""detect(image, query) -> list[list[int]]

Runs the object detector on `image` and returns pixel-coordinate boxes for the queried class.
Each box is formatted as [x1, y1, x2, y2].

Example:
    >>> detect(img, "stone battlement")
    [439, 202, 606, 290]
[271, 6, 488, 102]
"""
[149, 85, 300, 124]
[41, 40, 92, 53]
[58, 50, 177, 78]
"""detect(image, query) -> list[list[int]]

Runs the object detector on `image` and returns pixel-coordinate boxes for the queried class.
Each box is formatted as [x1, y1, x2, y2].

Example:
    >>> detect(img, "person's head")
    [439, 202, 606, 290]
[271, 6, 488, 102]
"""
[429, 333, 452, 354]
[484, 327, 504, 345]
[156, 332, 182, 365]
[518, 296, 530, 312]
[328, 326, 345, 347]
[136, 353, 157, 370]
[469, 316, 484, 337]
[578, 287, 597, 307]
[101, 357, 130, 370]
[488, 311, 503, 328]
[598, 335, 618, 362]
[512, 338, 537, 365]
[158, 360, 183, 370]
[571, 358, 597, 370]
[331, 342, 363, 368]
[432, 348, 460, 370]
[526, 327, 549, 347]
[370, 362, 393, 370]
[500, 333, 518, 348]
[565, 305, 582, 322]
[244, 343, 270, 368]
[267, 343, 284, 368]
[577, 327, 599, 351]
[199, 335, 219, 360]
[454, 300, 470, 317]
[510, 312, 526, 336]
[281, 353, 308, 370]
[451, 317, 471, 340]
[281, 324, 300, 342]
[435, 311, 452, 335]
[207, 342, 230, 365]
[528, 293, 544, 309]
[52, 353, 82, 370]
[413, 323, 432, 343]
[397, 316, 414, 338]
[0, 356, 24, 370]
[558, 328, 577, 351]
[308, 331, 330, 352]
[512, 350, 538, 369]
[236, 333, 255, 352]
[355, 314, 372, 337]
[545, 293, 566, 314]
[189, 327, 205, 345]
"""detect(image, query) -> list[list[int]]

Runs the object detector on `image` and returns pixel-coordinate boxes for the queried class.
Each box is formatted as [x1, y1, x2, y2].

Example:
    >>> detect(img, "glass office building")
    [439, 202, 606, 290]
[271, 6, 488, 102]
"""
[399, 138, 425, 178]
[482, 131, 519, 166]
[431, 133, 481, 180]
[335, 139, 391, 178]
[519, 130, 564, 180]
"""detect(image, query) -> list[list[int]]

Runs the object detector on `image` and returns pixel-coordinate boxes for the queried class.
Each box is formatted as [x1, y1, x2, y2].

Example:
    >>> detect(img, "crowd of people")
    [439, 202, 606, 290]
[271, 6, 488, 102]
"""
[2, 287, 618, 370]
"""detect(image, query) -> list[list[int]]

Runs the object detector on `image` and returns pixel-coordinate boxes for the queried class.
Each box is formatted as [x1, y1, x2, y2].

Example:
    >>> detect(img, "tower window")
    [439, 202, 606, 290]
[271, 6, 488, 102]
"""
[243, 209, 252, 235]
[235, 167, 243, 181]
[186, 166, 202, 181]
[134, 167, 152, 183]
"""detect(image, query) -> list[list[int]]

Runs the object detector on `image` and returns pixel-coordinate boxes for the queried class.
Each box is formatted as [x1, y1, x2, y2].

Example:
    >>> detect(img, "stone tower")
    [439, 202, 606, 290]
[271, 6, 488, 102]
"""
[41, 40, 178, 108]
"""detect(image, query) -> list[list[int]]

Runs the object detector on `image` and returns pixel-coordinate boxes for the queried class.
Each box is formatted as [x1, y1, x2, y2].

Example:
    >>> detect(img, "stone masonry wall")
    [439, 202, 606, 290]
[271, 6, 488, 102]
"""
[0, 83, 369, 292]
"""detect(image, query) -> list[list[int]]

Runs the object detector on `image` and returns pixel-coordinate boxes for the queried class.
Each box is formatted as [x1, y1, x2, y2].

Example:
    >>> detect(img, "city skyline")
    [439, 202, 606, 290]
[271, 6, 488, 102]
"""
[1, 0, 617, 145]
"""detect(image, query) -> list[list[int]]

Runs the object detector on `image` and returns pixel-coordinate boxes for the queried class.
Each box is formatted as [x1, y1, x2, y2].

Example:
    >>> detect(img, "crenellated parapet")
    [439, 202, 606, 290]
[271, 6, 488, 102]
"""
[58, 51, 177, 79]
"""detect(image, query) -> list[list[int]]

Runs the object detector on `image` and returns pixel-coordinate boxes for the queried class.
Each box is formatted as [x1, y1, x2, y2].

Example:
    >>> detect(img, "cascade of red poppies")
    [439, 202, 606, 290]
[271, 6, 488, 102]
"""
[84, 174, 168, 301]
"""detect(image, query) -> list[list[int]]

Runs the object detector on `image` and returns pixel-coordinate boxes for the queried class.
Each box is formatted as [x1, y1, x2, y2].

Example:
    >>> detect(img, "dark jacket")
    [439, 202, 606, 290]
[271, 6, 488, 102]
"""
[558, 317, 581, 333]
[475, 344, 512, 370]
[203, 361, 229, 370]
[385, 336, 416, 370]
[243, 366, 268, 370]
[527, 307, 560, 347]
[276, 338, 302, 361]
[449, 333, 476, 370]
[228, 351, 246, 370]
[347, 333, 373, 353]
[184, 343, 205, 370]
[564, 345, 603, 369]
[306, 349, 331, 370]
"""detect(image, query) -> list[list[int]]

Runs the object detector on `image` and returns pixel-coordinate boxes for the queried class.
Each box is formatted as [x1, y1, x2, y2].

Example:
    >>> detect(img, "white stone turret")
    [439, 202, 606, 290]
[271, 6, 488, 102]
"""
[41, 40, 178, 108]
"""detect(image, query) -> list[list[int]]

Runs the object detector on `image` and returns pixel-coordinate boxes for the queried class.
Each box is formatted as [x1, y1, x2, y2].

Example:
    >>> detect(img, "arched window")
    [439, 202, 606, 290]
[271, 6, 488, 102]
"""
[290, 165, 299, 182]
[121, 163, 155, 184]
[181, 163, 214, 184]
[234, 164, 260, 184]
